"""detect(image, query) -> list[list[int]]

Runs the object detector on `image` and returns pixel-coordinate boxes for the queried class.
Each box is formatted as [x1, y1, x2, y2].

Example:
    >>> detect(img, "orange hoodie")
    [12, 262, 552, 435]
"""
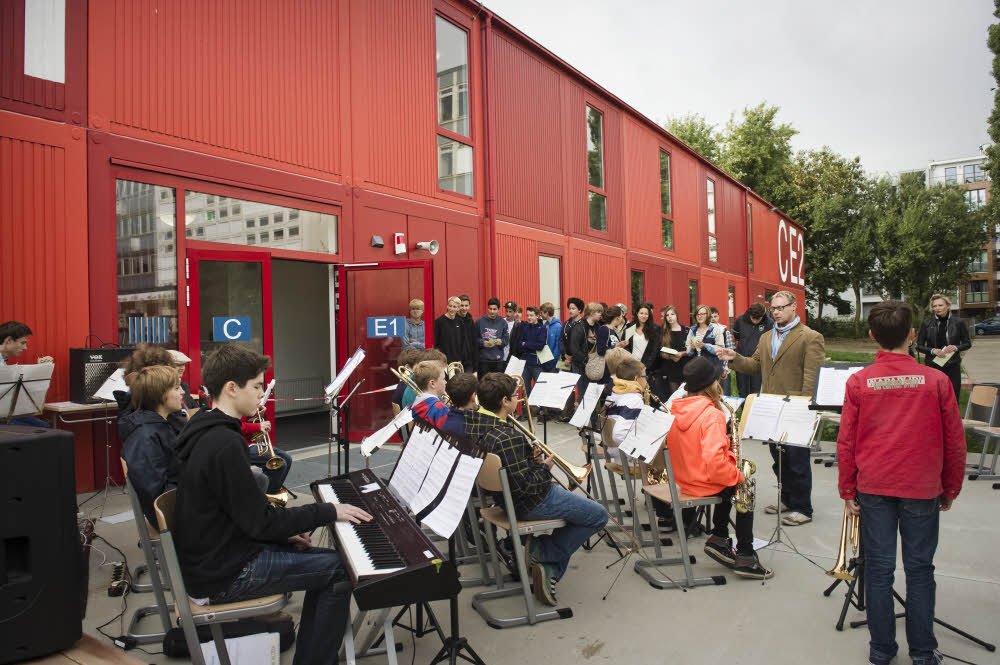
[667, 395, 742, 497]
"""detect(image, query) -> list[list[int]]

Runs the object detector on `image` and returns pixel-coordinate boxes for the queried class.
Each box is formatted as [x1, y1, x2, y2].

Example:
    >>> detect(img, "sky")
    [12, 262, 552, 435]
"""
[481, 0, 995, 176]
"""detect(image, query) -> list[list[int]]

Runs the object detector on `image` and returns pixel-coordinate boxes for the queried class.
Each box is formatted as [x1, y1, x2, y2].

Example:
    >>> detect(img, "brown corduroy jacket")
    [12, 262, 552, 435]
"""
[731, 323, 826, 397]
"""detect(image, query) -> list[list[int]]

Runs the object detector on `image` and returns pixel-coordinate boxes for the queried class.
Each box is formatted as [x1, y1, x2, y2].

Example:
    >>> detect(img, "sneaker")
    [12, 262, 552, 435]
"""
[765, 502, 790, 514]
[531, 562, 558, 606]
[732, 553, 774, 580]
[781, 511, 813, 526]
[703, 536, 736, 568]
[496, 537, 520, 580]
[912, 650, 944, 665]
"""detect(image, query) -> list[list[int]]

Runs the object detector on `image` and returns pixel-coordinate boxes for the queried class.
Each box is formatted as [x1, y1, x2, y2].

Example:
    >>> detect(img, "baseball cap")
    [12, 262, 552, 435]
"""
[504, 301, 518, 310]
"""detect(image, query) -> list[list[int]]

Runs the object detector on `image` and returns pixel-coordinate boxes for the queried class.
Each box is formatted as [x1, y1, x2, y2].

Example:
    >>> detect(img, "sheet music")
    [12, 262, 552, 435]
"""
[778, 398, 819, 447]
[527, 371, 579, 409]
[421, 453, 484, 539]
[325, 348, 366, 398]
[259, 378, 276, 408]
[93, 368, 127, 402]
[387, 427, 440, 506]
[361, 408, 414, 457]
[569, 381, 605, 428]
[410, 442, 460, 515]
[932, 351, 955, 367]
[504, 356, 525, 378]
[0, 363, 55, 416]
[624, 325, 635, 341]
[742, 394, 786, 441]
[535, 345, 554, 365]
[814, 366, 864, 407]
[619, 406, 674, 462]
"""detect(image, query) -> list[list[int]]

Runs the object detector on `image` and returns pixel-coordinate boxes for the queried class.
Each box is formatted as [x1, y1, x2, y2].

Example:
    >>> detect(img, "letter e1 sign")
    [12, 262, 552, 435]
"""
[366, 316, 406, 339]
[212, 316, 252, 342]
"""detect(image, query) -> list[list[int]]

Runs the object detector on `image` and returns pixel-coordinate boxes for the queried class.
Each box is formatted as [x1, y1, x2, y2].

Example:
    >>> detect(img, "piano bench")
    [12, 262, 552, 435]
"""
[480, 506, 566, 535]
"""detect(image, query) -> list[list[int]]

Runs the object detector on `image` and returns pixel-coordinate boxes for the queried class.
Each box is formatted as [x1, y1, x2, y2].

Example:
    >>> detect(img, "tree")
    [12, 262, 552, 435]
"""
[875, 176, 984, 318]
[784, 148, 868, 321]
[718, 103, 798, 211]
[663, 113, 721, 163]
[983, 0, 1000, 230]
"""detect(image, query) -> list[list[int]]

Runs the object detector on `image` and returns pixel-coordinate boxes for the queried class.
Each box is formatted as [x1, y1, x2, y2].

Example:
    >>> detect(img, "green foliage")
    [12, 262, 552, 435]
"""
[718, 103, 798, 211]
[663, 113, 721, 164]
[984, 5, 1000, 230]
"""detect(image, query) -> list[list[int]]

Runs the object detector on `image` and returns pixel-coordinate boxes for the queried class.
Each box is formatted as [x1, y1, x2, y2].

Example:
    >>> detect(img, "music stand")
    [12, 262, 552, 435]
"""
[0, 363, 54, 422]
[324, 347, 366, 475]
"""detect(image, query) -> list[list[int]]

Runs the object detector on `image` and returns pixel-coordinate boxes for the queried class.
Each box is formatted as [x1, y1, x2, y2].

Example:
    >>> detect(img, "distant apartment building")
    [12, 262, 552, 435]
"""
[813, 154, 993, 322]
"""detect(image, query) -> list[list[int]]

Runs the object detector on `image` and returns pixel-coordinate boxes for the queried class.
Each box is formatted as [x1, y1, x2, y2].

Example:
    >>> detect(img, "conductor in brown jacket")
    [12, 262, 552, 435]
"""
[717, 291, 825, 525]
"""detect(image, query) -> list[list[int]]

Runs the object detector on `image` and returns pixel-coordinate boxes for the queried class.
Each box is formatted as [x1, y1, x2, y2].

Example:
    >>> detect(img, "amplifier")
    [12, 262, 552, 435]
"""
[68, 347, 134, 404]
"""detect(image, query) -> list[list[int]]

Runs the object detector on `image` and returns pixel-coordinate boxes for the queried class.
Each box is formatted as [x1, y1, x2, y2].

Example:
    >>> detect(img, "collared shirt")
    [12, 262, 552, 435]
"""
[771, 316, 800, 360]
[469, 407, 551, 513]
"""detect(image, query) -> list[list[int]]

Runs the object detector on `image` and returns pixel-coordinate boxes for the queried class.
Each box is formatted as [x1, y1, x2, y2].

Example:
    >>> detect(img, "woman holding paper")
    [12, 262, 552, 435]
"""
[653, 305, 689, 399]
[685, 305, 724, 370]
[914, 294, 970, 400]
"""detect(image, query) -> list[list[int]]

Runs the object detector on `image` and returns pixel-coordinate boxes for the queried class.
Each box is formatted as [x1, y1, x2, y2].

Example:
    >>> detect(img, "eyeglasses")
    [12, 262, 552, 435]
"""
[769, 303, 794, 313]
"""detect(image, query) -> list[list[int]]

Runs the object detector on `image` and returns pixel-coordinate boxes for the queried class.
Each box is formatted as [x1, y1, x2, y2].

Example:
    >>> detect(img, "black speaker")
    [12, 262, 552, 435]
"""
[0, 426, 81, 664]
[68, 347, 134, 404]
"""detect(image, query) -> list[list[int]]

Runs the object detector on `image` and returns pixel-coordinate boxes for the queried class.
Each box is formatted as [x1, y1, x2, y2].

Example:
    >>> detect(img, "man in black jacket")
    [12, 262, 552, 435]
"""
[174, 344, 371, 665]
[731, 303, 773, 398]
[915, 294, 971, 400]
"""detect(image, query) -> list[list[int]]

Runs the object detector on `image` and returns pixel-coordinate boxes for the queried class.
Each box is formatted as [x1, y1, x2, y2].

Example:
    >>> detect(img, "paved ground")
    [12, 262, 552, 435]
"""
[75, 415, 1000, 665]
[962, 335, 1000, 386]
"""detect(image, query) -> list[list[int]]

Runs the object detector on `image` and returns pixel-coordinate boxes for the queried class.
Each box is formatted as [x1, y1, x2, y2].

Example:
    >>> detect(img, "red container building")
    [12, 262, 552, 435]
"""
[0, 0, 806, 489]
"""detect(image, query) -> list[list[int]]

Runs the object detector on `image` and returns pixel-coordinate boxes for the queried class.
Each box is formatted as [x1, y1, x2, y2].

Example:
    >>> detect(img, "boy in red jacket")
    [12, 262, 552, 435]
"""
[837, 300, 965, 665]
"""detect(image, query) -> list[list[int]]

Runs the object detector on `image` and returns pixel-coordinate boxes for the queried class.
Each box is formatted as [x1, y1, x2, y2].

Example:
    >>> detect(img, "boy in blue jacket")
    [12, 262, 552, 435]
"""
[519, 306, 548, 395]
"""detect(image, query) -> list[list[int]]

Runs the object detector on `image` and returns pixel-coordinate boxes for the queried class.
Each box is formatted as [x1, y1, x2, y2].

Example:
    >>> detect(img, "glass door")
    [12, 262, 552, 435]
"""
[335, 260, 434, 439]
[186, 249, 274, 419]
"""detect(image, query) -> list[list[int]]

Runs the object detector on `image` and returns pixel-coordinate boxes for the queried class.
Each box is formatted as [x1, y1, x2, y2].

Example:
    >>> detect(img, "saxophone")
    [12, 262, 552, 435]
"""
[720, 398, 756, 514]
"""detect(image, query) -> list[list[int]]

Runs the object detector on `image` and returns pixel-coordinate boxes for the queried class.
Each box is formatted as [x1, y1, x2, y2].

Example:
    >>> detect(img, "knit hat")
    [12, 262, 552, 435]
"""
[682, 356, 721, 393]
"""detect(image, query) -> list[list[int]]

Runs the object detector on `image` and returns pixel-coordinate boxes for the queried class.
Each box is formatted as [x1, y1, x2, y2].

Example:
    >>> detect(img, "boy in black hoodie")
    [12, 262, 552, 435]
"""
[174, 344, 371, 665]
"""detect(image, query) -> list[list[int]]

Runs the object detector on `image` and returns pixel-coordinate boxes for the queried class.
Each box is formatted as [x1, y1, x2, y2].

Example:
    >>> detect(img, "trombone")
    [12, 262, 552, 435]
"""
[827, 504, 860, 581]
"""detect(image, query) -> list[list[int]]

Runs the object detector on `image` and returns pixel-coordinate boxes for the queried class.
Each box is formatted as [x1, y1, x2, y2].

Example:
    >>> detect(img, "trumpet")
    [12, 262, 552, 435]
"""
[827, 504, 860, 581]
[250, 405, 285, 471]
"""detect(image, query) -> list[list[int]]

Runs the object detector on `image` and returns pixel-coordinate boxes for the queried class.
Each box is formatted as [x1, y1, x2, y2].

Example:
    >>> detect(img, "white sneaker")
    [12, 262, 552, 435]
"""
[765, 502, 789, 515]
[781, 511, 813, 526]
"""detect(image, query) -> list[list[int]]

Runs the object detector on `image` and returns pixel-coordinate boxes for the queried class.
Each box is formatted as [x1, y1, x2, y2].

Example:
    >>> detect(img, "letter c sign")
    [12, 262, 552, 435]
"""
[212, 316, 252, 342]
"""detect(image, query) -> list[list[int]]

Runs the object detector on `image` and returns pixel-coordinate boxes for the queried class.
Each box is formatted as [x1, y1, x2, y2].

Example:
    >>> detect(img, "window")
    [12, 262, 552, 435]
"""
[587, 106, 607, 231]
[207, 195, 215, 204]
[289, 210, 299, 220]
[966, 280, 989, 303]
[969, 250, 988, 273]
[206, 210, 216, 221]
[196, 227, 205, 237]
[944, 167, 957, 185]
[437, 136, 473, 196]
[219, 207, 228, 218]
[185, 191, 339, 253]
[706, 178, 717, 262]
[435, 16, 473, 195]
[965, 188, 987, 211]
[538, 256, 562, 320]
[728, 286, 736, 319]
[688, 280, 699, 325]
[661, 220, 674, 250]
[964, 164, 985, 183]
[659, 150, 673, 249]
[231, 204, 241, 216]
[186, 229, 193, 238]
[114, 179, 178, 347]
[747, 202, 754, 272]
[631, 271, 644, 313]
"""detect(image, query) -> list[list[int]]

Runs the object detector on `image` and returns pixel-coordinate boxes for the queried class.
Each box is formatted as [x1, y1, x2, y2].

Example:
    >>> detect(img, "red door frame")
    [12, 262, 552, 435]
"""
[186, 248, 275, 420]
[334, 259, 435, 402]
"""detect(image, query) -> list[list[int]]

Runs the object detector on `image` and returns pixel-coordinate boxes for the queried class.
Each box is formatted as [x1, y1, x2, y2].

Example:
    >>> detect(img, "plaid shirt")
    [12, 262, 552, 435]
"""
[466, 409, 552, 513]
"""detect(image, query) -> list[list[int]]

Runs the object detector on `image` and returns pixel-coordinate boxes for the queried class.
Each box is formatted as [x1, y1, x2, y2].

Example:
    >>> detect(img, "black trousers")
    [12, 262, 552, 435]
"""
[710, 486, 755, 556]
[928, 360, 961, 401]
[769, 442, 812, 516]
[478, 359, 505, 375]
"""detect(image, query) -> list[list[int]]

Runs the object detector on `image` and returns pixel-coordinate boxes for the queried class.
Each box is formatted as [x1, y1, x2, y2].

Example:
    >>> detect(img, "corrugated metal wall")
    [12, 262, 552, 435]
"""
[0, 111, 89, 400]
[496, 232, 541, 308]
[714, 175, 747, 275]
[88, 0, 344, 177]
[490, 32, 563, 230]
[568, 243, 627, 306]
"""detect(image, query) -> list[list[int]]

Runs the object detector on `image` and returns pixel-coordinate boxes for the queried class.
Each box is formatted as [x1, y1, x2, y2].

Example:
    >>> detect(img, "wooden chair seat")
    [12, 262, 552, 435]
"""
[964, 418, 990, 429]
[971, 425, 1000, 436]
[641, 483, 722, 507]
[480, 506, 565, 534]
[605, 461, 642, 477]
[184, 594, 287, 619]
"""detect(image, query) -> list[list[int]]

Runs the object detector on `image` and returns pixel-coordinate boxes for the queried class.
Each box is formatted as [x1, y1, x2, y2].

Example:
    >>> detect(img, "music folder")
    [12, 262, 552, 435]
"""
[810, 362, 869, 411]
[739, 393, 817, 447]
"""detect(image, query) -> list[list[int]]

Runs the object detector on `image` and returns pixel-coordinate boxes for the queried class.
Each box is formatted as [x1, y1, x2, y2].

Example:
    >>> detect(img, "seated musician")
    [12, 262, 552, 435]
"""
[442, 371, 478, 435]
[604, 356, 646, 461]
[173, 344, 371, 665]
[410, 359, 450, 429]
[667, 357, 773, 579]
[119, 365, 185, 524]
[401, 349, 448, 409]
[0, 320, 53, 427]
[391, 348, 422, 411]
[473, 373, 608, 606]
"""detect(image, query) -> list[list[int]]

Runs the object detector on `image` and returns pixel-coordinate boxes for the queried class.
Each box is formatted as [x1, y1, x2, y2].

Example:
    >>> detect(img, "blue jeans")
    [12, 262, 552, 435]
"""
[210, 544, 349, 665]
[8, 415, 49, 428]
[858, 493, 940, 665]
[248, 446, 292, 493]
[522, 364, 542, 396]
[521, 485, 608, 581]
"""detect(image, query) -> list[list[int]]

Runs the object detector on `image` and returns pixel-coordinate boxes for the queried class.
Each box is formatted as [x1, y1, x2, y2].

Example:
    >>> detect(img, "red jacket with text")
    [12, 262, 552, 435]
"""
[837, 350, 965, 501]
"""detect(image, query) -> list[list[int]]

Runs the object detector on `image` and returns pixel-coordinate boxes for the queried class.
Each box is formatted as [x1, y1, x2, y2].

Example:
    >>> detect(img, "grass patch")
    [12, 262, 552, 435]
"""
[827, 350, 876, 363]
